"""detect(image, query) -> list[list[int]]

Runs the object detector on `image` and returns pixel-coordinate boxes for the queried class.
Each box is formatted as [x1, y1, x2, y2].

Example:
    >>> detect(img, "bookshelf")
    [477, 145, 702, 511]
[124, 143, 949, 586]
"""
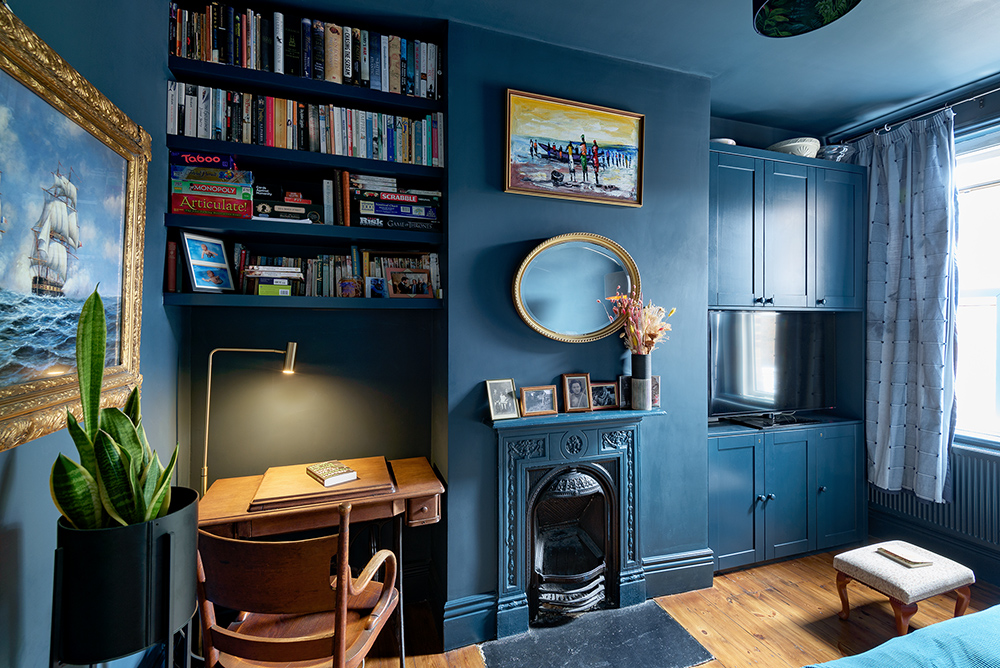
[164, 3, 446, 307]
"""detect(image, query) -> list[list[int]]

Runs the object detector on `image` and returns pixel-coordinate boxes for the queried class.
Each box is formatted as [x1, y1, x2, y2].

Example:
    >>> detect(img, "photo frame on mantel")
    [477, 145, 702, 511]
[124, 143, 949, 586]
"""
[0, 6, 150, 451]
[505, 89, 644, 207]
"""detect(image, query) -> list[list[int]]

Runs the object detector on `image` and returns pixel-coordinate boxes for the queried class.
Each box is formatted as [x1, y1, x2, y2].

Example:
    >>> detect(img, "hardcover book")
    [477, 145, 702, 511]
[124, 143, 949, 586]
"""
[325, 23, 342, 83]
[388, 36, 401, 94]
[360, 29, 370, 88]
[311, 20, 325, 79]
[369, 31, 382, 92]
[273, 12, 284, 74]
[305, 461, 358, 487]
[250, 456, 394, 511]
[351, 27, 361, 86]
[284, 17, 300, 77]
[342, 25, 352, 83]
[300, 18, 312, 79]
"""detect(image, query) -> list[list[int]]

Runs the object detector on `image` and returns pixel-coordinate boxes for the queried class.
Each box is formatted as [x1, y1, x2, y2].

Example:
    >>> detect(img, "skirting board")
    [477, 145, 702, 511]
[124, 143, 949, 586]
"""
[442, 594, 496, 652]
[643, 548, 715, 597]
[869, 507, 1000, 586]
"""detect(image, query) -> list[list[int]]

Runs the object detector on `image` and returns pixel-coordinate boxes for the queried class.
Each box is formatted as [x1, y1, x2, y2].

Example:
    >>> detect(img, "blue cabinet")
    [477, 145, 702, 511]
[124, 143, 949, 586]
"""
[709, 145, 865, 310]
[708, 422, 863, 571]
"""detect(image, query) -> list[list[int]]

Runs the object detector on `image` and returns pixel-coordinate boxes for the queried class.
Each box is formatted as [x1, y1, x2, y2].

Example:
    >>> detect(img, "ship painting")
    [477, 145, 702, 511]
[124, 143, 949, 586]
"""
[0, 171, 7, 241]
[28, 167, 80, 297]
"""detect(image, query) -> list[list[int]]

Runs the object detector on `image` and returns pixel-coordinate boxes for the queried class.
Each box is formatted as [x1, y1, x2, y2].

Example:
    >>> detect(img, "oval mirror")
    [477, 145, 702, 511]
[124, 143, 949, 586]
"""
[513, 232, 640, 343]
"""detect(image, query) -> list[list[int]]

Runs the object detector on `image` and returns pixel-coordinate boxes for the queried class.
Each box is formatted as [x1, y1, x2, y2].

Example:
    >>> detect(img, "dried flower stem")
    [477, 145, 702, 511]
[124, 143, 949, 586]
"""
[605, 288, 675, 355]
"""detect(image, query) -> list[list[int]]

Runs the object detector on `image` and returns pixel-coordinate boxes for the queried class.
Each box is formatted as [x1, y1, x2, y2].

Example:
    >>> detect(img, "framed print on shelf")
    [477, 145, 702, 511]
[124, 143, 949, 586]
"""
[561, 373, 592, 413]
[590, 381, 619, 410]
[486, 378, 520, 421]
[0, 6, 150, 451]
[182, 232, 233, 292]
[618, 375, 632, 409]
[387, 268, 433, 298]
[520, 385, 558, 417]
[652, 375, 661, 408]
[505, 89, 644, 207]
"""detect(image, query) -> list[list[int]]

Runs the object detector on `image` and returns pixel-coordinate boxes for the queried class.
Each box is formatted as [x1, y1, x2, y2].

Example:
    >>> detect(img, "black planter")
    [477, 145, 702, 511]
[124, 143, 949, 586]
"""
[51, 486, 199, 664]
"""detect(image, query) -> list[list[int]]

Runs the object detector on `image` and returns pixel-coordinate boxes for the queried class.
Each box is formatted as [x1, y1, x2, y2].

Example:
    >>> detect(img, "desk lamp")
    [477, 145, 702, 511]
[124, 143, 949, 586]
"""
[201, 342, 297, 496]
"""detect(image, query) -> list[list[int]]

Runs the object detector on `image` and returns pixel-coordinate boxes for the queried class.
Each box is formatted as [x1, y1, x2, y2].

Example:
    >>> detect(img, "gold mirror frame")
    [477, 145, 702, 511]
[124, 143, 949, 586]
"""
[512, 232, 641, 344]
[0, 6, 149, 451]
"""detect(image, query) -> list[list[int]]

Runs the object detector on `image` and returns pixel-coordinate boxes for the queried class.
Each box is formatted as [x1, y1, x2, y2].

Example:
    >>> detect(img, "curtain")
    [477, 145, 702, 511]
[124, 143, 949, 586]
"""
[849, 109, 958, 503]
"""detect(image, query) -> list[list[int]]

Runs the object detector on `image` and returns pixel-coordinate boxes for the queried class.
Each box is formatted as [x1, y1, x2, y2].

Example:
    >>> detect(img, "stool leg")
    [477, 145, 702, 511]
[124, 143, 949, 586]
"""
[890, 598, 917, 636]
[954, 586, 972, 617]
[836, 571, 853, 620]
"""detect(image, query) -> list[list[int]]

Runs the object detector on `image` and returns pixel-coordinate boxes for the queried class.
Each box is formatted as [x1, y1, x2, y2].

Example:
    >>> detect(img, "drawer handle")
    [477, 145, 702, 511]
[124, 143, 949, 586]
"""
[419, 506, 428, 513]
[766, 493, 776, 500]
[764, 297, 774, 306]
[818, 486, 827, 493]
[754, 297, 764, 305]
[756, 495, 766, 502]
[818, 298, 828, 306]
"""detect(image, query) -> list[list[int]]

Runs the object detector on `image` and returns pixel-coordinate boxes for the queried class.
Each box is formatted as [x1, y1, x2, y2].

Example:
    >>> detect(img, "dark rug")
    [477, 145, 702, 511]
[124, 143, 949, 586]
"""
[479, 601, 715, 668]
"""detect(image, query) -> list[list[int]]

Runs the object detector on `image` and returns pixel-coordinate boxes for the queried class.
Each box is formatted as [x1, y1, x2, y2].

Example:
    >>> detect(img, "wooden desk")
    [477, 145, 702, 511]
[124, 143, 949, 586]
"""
[199, 456, 444, 537]
[198, 456, 443, 668]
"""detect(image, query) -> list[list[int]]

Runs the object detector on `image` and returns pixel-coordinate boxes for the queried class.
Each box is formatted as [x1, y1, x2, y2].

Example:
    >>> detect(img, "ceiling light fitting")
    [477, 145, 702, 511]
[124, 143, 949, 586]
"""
[753, 0, 862, 38]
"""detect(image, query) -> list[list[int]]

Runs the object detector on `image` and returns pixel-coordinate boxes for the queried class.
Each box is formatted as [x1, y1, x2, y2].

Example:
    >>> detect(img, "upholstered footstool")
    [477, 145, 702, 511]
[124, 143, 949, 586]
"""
[833, 540, 975, 636]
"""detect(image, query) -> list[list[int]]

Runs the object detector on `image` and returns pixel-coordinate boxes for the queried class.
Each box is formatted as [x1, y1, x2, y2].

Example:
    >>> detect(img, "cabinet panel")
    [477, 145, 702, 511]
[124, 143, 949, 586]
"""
[708, 433, 764, 570]
[816, 423, 864, 549]
[762, 161, 811, 307]
[709, 153, 760, 307]
[763, 430, 815, 559]
[815, 169, 864, 309]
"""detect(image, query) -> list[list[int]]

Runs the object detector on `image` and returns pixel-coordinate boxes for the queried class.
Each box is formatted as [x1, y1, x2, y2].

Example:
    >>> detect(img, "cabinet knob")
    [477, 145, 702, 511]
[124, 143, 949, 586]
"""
[764, 297, 774, 305]
[817, 298, 828, 306]
[756, 494, 766, 502]
[818, 486, 827, 493]
[766, 493, 776, 500]
[754, 297, 764, 305]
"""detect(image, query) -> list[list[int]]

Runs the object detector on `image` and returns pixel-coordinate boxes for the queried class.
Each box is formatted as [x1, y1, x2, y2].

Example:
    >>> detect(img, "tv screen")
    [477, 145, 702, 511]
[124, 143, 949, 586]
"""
[709, 310, 836, 417]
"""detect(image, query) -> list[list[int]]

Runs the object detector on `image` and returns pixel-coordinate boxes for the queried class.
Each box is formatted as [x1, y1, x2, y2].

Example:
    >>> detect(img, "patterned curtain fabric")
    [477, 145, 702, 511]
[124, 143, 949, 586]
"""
[849, 109, 958, 503]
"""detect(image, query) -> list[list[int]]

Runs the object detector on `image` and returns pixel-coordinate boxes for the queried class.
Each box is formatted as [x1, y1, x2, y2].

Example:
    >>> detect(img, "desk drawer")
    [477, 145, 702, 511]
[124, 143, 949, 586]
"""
[407, 495, 440, 526]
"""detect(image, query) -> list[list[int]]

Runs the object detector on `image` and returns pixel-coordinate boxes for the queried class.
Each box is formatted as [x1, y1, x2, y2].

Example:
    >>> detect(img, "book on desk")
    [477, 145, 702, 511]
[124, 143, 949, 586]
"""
[249, 455, 394, 512]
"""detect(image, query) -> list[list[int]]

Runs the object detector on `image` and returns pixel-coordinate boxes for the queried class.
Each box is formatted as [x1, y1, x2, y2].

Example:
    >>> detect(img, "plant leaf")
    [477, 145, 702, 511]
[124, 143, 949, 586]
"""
[66, 411, 97, 481]
[147, 446, 179, 521]
[100, 407, 145, 482]
[123, 387, 151, 468]
[75, 290, 106, 442]
[50, 454, 102, 530]
[137, 457, 159, 512]
[93, 431, 135, 526]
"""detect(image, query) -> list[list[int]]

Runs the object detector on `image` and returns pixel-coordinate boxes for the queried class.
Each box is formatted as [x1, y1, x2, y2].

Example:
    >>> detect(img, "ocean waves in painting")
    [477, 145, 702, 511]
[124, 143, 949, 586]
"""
[0, 288, 118, 387]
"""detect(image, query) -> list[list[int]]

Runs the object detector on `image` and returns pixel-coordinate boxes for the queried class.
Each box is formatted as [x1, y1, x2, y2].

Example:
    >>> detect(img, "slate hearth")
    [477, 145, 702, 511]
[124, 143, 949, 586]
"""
[492, 410, 666, 638]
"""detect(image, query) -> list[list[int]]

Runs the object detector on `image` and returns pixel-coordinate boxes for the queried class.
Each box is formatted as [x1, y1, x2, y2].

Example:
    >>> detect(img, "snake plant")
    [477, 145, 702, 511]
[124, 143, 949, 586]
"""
[50, 289, 178, 529]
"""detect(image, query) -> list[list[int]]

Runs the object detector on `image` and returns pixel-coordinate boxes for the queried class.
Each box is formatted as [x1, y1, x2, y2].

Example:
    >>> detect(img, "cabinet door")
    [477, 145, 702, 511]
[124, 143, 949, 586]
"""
[763, 429, 815, 560]
[815, 169, 864, 309]
[816, 423, 864, 549]
[762, 161, 812, 307]
[709, 433, 764, 570]
[709, 152, 762, 307]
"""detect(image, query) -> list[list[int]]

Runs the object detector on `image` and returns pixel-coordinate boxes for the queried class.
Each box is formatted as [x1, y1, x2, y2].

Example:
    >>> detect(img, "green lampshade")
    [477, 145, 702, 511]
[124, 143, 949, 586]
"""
[753, 0, 863, 37]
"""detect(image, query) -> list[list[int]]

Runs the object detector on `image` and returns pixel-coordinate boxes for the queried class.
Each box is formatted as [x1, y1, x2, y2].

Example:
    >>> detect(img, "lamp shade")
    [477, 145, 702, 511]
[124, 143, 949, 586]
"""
[753, 0, 862, 37]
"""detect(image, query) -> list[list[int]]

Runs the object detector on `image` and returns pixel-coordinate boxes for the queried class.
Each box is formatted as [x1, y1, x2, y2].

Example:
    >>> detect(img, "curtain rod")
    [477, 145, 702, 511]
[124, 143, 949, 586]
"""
[834, 84, 1000, 145]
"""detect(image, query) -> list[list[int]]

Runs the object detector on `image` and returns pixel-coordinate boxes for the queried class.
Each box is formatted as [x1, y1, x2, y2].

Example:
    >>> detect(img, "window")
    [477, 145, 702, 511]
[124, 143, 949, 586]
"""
[955, 129, 1000, 441]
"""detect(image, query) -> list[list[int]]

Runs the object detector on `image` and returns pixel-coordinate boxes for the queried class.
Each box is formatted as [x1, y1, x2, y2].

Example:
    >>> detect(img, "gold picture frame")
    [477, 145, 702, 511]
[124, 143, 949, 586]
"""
[0, 6, 149, 451]
[505, 89, 644, 207]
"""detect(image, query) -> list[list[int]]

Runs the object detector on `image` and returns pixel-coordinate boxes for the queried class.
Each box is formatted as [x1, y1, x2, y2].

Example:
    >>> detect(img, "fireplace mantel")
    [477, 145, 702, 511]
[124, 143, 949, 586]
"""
[492, 409, 667, 637]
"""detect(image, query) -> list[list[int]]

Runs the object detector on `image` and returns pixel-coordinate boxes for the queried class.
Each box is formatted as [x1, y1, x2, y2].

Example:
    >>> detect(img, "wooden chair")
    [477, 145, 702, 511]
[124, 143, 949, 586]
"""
[196, 502, 398, 668]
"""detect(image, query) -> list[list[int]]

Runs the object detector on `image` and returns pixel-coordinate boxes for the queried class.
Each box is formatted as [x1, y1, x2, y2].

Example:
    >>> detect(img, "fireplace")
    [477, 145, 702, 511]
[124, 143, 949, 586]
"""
[493, 412, 657, 637]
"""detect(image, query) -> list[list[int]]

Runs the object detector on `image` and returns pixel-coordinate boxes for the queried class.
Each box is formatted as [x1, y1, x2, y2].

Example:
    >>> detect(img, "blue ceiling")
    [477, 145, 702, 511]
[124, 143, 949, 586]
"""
[337, 0, 1000, 139]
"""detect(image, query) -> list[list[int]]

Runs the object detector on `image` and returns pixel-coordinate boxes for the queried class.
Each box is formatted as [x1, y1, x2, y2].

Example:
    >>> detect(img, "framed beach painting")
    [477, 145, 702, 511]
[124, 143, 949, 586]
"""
[0, 6, 149, 451]
[505, 89, 644, 207]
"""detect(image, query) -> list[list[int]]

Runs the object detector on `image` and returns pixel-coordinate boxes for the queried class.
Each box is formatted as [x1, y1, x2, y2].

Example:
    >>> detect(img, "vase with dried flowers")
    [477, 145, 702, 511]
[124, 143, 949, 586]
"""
[606, 289, 676, 410]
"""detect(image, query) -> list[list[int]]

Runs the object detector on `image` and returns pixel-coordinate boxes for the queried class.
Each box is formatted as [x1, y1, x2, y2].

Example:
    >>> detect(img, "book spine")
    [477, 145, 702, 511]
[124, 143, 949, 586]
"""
[166, 81, 178, 135]
[273, 12, 284, 74]
[399, 38, 407, 95]
[360, 29, 370, 88]
[340, 170, 351, 226]
[260, 15, 272, 71]
[312, 20, 325, 80]
[325, 23, 342, 83]
[300, 18, 312, 79]
[351, 28, 361, 86]
[166, 241, 178, 292]
[226, 6, 235, 66]
[380, 35, 390, 93]
[405, 39, 415, 95]
[437, 112, 445, 167]
[242, 93, 252, 143]
[418, 40, 427, 98]
[297, 102, 307, 151]
[285, 16, 300, 77]
[369, 31, 381, 92]
[342, 25, 353, 83]
[318, 105, 328, 154]
[388, 36, 401, 94]
[427, 43, 437, 100]
[183, 84, 198, 137]
[286, 98, 294, 149]
[309, 104, 320, 152]
[322, 179, 335, 224]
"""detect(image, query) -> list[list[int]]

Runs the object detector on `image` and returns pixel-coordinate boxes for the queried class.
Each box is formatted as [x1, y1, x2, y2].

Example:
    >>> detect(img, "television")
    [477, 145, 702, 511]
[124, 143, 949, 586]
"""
[709, 310, 836, 419]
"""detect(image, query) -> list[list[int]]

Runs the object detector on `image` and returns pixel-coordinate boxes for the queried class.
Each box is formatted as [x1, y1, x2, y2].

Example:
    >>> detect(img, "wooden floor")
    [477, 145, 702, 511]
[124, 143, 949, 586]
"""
[366, 550, 1000, 668]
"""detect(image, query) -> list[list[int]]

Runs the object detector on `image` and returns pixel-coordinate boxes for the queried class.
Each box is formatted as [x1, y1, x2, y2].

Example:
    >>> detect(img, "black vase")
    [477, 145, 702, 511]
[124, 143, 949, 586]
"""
[52, 486, 199, 664]
[631, 354, 652, 411]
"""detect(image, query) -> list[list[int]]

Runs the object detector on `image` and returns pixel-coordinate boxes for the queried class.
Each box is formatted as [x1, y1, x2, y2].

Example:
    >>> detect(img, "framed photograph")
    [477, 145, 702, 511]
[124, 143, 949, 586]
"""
[387, 268, 432, 298]
[618, 375, 631, 409]
[561, 373, 592, 413]
[182, 232, 233, 292]
[520, 385, 558, 417]
[486, 378, 520, 421]
[0, 7, 149, 451]
[365, 276, 388, 298]
[590, 381, 619, 410]
[505, 89, 644, 207]
[652, 375, 661, 408]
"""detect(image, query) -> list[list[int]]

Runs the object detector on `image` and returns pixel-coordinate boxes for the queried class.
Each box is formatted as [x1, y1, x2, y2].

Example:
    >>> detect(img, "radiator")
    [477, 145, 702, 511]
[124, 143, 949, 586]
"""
[868, 444, 1000, 548]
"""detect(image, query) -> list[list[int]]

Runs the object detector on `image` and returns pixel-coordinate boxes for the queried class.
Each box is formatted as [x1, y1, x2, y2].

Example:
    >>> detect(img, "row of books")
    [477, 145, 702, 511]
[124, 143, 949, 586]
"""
[168, 3, 441, 100]
[167, 82, 444, 167]
[231, 244, 441, 298]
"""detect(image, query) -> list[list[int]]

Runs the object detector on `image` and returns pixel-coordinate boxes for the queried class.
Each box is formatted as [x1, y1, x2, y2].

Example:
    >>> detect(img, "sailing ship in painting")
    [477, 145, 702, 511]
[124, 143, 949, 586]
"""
[28, 166, 80, 297]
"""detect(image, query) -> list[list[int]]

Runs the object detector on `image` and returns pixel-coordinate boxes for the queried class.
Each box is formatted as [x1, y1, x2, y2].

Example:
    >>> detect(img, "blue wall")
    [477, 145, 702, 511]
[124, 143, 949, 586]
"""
[440, 23, 712, 647]
[0, 1, 177, 666]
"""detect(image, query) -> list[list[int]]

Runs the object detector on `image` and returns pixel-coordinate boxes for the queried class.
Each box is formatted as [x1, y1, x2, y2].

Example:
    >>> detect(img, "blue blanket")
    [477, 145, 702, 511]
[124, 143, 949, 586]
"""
[807, 605, 1000, 667]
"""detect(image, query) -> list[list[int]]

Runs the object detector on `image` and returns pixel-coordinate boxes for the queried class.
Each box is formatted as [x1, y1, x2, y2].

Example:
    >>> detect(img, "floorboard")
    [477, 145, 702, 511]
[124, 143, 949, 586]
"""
[365, 549, 1000, 668]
